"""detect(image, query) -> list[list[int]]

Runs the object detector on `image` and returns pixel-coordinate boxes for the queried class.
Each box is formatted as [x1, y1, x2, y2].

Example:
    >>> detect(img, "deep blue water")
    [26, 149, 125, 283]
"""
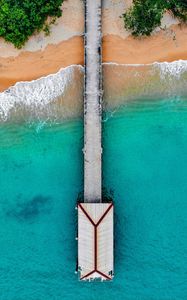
[0, 98, 187, 299]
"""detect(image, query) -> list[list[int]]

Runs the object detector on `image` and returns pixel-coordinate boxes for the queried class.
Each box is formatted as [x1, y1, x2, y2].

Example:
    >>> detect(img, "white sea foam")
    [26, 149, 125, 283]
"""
[0, 65, 84, 121]
[0, 60, 187, 122]
[104, 60, 187, 77]
[103, 60, 187, 107]
[155, 60, 187, 79]
[104, 60, 187, 68]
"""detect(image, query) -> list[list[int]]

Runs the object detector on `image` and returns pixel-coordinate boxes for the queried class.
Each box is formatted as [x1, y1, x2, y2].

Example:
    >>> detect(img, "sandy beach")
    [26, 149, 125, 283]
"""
[0, 0, 186, 92]
[103, 25, 187, 64]
[0, 37, 84, 92]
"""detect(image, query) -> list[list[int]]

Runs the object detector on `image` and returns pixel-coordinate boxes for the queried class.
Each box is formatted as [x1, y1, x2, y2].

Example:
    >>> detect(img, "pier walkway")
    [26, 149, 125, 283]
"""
[84, 0, 102, 203]
[77, 0, 114, 281]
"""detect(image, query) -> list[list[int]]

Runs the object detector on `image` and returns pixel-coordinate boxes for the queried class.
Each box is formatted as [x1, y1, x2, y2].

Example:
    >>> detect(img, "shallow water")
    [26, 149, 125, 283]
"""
[0, 96, 187, 299]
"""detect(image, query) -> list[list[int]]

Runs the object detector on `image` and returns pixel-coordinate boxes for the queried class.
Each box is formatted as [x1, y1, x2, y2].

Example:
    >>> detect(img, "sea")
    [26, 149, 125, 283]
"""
[0, 61, 187, 300]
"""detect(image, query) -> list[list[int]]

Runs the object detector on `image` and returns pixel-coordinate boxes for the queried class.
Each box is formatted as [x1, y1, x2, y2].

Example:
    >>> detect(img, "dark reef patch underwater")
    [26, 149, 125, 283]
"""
[6, 194, 52, 222]
[0, 62, 187, 299]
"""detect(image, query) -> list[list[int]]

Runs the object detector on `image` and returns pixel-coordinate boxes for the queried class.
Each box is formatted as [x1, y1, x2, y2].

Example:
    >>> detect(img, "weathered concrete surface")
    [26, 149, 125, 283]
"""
[84, 0, 102, 203]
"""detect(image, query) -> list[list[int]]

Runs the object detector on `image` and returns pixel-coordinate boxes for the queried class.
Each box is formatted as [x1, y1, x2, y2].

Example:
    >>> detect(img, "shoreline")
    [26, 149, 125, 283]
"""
[103, 25, 187, 65]
[0, 61, 186, 122]
[0, 24, 187, 92]
[0, 36, 84, 92]
[0, 0, 187, 92]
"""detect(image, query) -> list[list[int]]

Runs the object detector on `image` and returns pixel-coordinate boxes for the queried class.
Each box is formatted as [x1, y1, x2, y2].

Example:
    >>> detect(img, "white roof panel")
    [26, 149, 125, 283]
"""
[78, 203, 114, 281]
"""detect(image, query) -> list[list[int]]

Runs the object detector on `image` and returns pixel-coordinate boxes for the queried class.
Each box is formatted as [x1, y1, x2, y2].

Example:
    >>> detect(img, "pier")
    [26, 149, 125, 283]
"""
[83, 0, 102, 203]
[77, 0, 114, 281]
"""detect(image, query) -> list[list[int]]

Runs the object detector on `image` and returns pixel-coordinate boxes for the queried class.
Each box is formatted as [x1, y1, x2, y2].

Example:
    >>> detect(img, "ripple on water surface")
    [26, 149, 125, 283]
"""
[0, 62, 187, 299]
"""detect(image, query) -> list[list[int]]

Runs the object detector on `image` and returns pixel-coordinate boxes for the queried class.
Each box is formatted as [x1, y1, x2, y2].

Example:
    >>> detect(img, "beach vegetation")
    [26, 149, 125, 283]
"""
[168, 0, 187, 22]
[123, 0, 187, 37]
[0, 0, 64, 48]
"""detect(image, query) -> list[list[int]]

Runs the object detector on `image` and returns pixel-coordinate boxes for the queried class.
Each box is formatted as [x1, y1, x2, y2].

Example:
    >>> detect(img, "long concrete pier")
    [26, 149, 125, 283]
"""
[77, 0, 114, 281]
[84, 0, 102, 203]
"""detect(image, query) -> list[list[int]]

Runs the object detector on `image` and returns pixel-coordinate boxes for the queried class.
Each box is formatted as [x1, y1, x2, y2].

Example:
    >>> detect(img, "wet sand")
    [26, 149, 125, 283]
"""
[0, 0, 186, 92]
[103, 25, 187, 64]
[0, 36, 84, 92]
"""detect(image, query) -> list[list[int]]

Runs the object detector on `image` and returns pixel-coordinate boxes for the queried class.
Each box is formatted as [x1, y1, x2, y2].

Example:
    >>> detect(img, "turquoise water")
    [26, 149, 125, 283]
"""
[0, 98, 187, 299]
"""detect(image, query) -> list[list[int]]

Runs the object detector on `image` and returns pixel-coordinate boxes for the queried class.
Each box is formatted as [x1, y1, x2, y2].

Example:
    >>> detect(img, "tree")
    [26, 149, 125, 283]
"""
[123, 0, 187, 37]
[0, 0, 64, 48]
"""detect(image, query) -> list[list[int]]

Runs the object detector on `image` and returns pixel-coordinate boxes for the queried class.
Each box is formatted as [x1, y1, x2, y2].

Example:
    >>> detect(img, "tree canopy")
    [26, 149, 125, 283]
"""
[0, 0, 64, 48]
[123, 0, 187, 37]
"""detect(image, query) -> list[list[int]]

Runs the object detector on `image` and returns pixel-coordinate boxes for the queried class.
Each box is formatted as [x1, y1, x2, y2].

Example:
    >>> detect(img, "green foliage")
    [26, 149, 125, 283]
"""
[123, 0, 163, 36]
[0, 0, 64, 48]
[166, 0, 187, 22]
[123, 0, 187, 37]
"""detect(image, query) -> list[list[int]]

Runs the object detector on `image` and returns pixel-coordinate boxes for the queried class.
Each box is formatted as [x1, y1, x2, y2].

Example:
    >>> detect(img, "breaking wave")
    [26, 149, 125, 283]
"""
[0, 60, 187, 122]
[0, 65, 84, 122]
[103, 60, 187, 109]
